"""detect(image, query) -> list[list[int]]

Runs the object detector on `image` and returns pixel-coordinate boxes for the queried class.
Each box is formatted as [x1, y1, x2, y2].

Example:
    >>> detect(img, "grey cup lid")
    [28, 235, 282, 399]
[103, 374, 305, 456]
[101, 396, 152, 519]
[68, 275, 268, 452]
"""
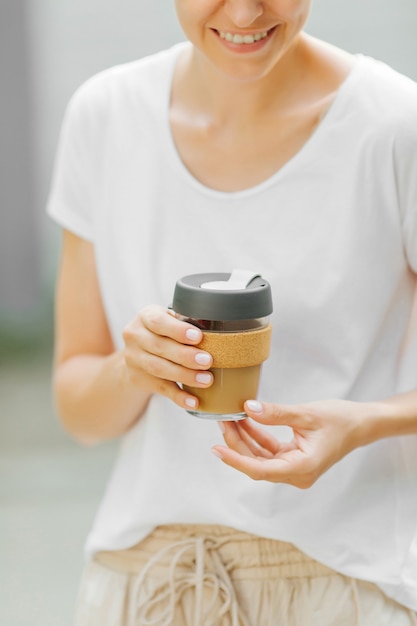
[172, 270, 273, 320]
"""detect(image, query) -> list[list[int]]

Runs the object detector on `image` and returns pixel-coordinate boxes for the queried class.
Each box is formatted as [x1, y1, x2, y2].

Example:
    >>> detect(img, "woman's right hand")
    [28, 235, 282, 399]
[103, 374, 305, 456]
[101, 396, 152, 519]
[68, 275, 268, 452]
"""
[122, 305, 213, 410]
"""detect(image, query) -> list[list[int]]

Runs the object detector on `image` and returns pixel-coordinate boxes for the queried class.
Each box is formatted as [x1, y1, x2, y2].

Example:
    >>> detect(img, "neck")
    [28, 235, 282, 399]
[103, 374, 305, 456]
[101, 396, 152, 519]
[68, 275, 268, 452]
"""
[176, 34, 310, 125]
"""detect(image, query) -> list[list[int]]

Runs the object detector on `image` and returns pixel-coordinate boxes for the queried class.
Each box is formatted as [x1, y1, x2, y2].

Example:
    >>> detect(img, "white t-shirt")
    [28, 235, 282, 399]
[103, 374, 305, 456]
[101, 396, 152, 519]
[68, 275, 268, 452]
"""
[47, 42, 417, 610]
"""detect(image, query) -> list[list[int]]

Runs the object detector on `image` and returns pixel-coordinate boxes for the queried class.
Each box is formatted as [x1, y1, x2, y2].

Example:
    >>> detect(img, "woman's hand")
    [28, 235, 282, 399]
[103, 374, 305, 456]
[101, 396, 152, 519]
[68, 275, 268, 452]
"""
[122, 305, 213, 411]
[54, 229, 213, 443]
[212, 399, 379, 488]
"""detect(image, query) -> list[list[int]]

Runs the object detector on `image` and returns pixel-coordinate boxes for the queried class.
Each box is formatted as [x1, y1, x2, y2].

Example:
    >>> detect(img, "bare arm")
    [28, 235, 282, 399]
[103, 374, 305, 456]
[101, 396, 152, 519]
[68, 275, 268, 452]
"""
[53, 230, 213, 445]
[363, 389, 417, 441]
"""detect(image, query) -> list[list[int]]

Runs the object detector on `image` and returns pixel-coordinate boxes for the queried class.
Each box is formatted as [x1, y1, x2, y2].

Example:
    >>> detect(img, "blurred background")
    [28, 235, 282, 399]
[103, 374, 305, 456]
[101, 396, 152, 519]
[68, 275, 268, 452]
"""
[1, 1, 416, 624]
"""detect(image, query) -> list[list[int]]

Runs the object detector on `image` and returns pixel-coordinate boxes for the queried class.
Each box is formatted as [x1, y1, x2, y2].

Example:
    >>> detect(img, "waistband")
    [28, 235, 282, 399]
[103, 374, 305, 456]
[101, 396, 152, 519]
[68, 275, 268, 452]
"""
[94, 523, 335, 580]
[91, 525, 417, 626]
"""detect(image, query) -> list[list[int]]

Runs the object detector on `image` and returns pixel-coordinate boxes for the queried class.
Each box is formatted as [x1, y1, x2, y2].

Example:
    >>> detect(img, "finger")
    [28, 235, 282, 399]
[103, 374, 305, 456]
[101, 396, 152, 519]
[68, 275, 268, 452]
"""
[238, 419, 284, 456]
[222, 420, 297, 459]
[234, 422, 276, 459]
[127, 350, 213, 389]
[211, 445, 318, 487]
[219, 421, 258, 458]
[145, 331, 213, 371]
[141, 306, 204, 346]
[220, 420, 274, 459]
[131, 370, 200, 411]
[244, 400, 307, 428]
[159, 382, 201, 412]
[211, 445, 294, 482]
[124, 320, 212, 372]
[213, 430, 324, 488]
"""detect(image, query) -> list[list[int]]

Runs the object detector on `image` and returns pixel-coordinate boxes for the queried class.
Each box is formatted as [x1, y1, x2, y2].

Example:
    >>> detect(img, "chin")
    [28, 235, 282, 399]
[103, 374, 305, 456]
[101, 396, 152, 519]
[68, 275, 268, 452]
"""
[211, 56, 281, 84]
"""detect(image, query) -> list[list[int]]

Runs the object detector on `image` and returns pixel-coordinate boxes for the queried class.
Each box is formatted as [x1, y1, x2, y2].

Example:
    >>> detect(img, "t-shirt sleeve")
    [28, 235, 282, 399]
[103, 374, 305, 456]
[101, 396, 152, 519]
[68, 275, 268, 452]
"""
[46, 82, 102, 241]
[395, 113, 417, 273]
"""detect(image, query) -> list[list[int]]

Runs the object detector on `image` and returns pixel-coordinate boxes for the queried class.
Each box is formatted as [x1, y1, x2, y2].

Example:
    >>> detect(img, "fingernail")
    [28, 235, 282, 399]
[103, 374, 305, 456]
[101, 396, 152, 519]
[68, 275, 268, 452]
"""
[185, 397, 197, 409]
[186, 328, 201, 341]
[217, 421, 225, 433]
[246, 400, 263, 413]
[211, 448, 223, 460]
[196, 373, 212, 384]
[195, 353, 211, 366]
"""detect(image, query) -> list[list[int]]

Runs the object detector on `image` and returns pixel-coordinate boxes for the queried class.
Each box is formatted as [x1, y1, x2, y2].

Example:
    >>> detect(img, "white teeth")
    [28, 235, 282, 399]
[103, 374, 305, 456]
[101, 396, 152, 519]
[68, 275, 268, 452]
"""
[219, 30, 268, 44]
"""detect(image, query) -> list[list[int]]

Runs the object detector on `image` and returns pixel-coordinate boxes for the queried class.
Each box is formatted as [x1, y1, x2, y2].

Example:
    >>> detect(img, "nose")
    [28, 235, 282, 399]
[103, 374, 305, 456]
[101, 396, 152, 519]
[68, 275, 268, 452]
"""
[224, 0, 264, 28]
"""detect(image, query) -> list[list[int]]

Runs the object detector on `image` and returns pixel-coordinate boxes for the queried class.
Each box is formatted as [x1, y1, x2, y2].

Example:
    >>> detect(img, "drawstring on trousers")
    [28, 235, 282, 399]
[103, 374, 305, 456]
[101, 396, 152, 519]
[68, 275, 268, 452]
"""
[128, 536, 251, 626]
[87, 524, 417, 626]
[349, 577, 361, 626]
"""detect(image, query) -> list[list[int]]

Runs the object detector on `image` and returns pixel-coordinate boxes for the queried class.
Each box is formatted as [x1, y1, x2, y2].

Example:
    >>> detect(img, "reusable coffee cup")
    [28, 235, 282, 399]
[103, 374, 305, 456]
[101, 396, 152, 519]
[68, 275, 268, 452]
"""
[171, 269, 273, 420]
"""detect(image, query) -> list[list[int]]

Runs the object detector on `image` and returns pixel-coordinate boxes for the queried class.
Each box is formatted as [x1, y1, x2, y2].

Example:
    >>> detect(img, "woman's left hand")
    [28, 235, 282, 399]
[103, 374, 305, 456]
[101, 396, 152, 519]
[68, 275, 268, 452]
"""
[212, 399, 376, 488]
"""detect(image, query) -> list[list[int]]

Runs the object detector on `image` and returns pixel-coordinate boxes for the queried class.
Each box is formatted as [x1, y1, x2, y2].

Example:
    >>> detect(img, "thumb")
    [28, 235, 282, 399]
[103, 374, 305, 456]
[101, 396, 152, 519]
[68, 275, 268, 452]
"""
[244, 400, 306, 427]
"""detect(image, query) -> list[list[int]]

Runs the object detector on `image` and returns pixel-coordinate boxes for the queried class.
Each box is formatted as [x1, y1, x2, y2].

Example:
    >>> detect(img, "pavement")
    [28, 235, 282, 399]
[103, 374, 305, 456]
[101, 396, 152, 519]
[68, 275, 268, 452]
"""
[0, 347, 117, 626]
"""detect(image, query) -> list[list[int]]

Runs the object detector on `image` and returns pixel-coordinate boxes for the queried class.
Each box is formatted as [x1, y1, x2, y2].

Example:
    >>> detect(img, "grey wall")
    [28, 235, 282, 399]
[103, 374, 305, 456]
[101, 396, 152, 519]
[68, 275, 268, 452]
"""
[1, 0, 417, 316]
[0, 1, 40, 314]
[306, 0, 417, 79]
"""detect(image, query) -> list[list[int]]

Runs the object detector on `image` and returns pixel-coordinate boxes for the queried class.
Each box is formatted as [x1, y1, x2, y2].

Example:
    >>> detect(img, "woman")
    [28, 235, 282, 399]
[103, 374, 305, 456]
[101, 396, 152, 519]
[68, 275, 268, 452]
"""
[48, 0, 417, 624]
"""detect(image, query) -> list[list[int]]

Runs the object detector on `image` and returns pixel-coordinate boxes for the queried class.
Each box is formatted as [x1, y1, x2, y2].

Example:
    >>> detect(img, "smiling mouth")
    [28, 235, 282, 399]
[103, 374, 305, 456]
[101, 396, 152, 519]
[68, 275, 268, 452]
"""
[215, 27, 276, 45]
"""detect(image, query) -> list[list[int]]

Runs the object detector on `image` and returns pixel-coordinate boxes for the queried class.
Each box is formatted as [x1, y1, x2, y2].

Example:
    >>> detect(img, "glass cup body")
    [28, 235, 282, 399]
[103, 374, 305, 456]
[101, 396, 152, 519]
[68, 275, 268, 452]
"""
[177, 315, 270, 420]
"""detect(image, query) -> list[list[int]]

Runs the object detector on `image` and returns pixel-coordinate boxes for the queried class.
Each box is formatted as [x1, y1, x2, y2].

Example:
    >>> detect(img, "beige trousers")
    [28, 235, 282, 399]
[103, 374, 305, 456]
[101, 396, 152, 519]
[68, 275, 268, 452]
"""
[74, 524, 417, 626]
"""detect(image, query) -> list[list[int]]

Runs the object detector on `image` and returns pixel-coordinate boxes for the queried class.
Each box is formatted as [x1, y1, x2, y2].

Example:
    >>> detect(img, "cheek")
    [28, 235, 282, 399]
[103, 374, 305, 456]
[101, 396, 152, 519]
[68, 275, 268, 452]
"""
[281, 2, 312, 36]
[175, 0, 217, 23]
[277, 0, 311, 21]
[174, 3, 220, 50]
[174, 1, 203, 37]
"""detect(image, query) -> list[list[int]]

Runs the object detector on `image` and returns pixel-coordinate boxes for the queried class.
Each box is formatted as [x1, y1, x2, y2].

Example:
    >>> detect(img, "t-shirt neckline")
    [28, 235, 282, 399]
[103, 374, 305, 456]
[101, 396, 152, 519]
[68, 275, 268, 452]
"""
[162, 42, 366, 200]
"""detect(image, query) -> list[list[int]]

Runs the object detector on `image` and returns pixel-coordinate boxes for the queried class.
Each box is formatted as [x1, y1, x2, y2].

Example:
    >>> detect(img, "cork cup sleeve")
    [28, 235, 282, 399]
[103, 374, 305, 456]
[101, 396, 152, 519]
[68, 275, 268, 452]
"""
[197, 325, 272, 368]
